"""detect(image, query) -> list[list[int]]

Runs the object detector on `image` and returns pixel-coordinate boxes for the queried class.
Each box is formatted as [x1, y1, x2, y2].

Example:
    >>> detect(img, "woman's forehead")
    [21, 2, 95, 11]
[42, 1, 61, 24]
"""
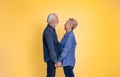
[66, 20, 70, 23]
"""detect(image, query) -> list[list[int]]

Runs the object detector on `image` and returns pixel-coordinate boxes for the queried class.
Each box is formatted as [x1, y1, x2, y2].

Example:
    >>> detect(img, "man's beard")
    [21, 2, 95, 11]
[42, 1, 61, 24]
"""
[54, 22, 58, 27]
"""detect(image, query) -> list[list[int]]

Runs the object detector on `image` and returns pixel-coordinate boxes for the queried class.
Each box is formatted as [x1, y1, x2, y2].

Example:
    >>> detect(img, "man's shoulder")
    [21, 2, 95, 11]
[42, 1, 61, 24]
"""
[44, 27, 53, 33]
[43, 26, 53, 36]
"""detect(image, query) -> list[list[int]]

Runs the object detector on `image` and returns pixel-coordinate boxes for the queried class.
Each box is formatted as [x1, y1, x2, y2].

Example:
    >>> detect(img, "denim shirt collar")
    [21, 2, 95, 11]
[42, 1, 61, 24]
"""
[64, 31, 73, 37]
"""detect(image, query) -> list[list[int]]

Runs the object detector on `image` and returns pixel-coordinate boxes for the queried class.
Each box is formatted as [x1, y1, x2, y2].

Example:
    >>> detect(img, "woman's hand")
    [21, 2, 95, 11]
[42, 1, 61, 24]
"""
[54, 62, 62, 68]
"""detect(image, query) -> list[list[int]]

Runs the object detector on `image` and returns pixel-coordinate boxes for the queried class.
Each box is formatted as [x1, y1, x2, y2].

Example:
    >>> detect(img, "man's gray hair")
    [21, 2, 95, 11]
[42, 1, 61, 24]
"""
[47, 13, 56, 24]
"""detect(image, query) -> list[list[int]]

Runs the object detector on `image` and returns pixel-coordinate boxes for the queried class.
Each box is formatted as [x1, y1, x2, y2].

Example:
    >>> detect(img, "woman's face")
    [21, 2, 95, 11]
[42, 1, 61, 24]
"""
[64, 21, 72, 32]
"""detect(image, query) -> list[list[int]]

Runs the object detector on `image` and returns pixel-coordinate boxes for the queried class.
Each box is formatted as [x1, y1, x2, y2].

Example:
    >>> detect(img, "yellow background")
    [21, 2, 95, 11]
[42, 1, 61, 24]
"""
[0, 0, 120, 77]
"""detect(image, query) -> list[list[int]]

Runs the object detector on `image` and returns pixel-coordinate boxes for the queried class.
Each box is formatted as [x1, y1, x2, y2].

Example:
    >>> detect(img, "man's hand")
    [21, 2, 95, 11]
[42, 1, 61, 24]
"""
[54, 62, 62, 68]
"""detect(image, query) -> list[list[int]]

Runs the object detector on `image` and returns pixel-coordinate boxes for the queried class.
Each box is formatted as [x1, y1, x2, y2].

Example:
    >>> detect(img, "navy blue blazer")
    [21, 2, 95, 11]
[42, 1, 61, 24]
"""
[43, 24, 60, 63]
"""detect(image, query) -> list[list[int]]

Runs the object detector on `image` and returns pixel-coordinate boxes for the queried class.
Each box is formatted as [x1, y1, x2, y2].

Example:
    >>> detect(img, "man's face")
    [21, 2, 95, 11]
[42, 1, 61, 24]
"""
[53, 15, 59, 27]
[64, 21, 71, 31]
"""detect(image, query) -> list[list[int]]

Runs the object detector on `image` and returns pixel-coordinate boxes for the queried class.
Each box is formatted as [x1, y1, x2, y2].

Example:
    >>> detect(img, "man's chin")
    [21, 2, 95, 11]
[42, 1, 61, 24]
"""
[54, 24, 58, 27]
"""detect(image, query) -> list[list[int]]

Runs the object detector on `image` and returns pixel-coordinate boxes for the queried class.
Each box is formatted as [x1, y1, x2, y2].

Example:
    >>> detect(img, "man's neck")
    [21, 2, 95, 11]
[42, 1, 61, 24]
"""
[49, 24, 55, 29]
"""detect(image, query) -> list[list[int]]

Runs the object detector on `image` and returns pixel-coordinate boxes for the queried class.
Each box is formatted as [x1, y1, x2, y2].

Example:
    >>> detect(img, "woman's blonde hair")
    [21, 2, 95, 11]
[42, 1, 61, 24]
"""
[68, 18, 78, 30]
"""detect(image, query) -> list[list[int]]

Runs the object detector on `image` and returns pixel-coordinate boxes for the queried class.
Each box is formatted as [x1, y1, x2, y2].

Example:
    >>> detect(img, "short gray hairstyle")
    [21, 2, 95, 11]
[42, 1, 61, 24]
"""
[68, 18, 78, 30]
[47, 13, 56, 24]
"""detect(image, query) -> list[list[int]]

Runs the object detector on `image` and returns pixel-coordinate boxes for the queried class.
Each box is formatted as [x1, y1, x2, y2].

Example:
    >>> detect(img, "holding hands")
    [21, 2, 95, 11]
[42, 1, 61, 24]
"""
[54, 62, 62, 68]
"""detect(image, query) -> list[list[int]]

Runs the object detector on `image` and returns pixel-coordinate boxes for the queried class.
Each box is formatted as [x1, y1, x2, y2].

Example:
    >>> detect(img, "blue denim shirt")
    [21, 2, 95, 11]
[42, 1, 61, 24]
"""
[58, 31, 76, 67]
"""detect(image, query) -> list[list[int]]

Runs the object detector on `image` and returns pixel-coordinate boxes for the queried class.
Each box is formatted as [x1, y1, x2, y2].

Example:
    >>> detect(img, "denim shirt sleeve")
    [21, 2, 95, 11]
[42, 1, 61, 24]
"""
[44, 29, 58, 63]
[58, 33, 74, 61]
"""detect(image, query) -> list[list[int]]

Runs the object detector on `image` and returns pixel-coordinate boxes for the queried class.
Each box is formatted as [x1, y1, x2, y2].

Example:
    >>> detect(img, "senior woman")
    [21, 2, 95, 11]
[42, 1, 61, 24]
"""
[56, 18, 78, 77]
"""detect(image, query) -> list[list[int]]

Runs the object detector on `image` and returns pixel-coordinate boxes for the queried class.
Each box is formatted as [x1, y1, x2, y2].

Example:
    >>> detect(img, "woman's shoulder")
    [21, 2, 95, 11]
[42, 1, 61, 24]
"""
[68, 31, 75, 37]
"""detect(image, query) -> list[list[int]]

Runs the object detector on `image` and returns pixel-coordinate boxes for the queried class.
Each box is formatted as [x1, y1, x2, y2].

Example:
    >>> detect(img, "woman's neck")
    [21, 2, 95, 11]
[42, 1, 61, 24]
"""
[66, 29, 72, 33]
